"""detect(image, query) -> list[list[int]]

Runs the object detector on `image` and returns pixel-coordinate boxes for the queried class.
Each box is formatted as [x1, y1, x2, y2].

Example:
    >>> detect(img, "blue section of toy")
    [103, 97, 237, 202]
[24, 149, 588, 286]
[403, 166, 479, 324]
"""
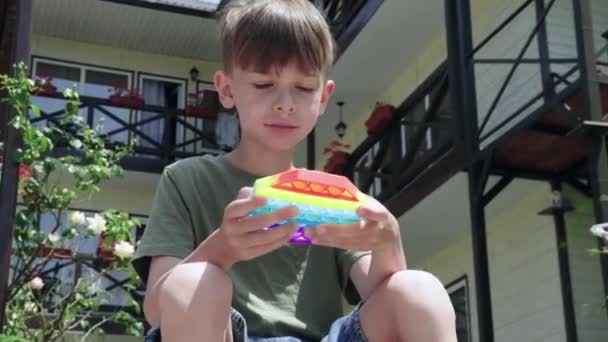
[248, 198, 361, 227]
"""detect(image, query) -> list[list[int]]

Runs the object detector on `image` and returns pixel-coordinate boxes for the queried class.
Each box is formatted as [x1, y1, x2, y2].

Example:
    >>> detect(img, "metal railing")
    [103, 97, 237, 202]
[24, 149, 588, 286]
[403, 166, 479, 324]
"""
[30, 92, 225, 171]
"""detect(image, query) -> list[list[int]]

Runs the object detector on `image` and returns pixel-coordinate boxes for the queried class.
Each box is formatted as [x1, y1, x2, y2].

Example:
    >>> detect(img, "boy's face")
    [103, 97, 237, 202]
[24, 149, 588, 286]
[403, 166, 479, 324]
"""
[214, 62, 335, 152]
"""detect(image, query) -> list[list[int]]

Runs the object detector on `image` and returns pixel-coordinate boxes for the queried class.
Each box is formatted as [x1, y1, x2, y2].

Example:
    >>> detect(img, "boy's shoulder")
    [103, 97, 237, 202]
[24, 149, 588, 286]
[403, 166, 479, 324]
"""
[162, 154, 255, 187]
[163, 154, 222, 177]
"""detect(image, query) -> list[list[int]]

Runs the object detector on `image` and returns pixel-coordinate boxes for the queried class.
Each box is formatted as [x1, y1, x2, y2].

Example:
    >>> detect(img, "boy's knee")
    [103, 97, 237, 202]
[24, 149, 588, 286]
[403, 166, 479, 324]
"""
[159, 262, 233, 311]
[384, 270, 455, 323]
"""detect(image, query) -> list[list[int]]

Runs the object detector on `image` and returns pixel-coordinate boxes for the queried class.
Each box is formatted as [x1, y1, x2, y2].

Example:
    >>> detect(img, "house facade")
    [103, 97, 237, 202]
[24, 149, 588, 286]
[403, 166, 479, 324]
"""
[1, 0, 607, 341]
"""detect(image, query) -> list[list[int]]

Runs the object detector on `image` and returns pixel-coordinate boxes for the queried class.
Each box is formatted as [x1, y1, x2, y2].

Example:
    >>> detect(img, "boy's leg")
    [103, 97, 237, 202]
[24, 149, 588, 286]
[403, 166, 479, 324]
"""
[158, 262, 235, 342]
[358, 270, 457, 342]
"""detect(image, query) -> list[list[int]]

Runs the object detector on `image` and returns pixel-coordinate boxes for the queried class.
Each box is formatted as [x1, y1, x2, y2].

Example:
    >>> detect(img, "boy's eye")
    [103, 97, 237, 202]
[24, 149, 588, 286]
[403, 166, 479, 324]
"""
[253, 83, 273, 89]
[297, 86, 314, 93]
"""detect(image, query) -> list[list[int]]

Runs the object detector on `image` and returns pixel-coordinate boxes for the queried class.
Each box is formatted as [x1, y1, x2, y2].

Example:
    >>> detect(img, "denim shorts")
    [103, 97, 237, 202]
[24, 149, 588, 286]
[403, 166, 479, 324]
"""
[145, 303, 368, 342]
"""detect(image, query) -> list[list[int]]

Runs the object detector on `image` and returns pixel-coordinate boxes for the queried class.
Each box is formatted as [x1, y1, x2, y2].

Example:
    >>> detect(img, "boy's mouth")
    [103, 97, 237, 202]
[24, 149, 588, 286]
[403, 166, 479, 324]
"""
[264, 123, 299, 129]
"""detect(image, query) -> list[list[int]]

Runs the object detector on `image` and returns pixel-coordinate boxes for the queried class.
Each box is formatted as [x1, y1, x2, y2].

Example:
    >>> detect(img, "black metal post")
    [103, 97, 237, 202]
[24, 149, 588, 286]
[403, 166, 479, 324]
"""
[572, 0, 608, 315]
[0, 0, 32, 332]
[548, 181, 578, 342]
[535, 0, 554, 98]
[467, 160, 495, 342]
[307, 128, 315, 170]
[445, 0, 495, 341]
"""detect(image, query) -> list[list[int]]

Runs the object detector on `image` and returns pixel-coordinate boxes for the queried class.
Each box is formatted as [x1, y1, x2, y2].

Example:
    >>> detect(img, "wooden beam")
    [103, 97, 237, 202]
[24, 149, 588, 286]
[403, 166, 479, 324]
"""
[0, 0, 32, 332]
[384, 146, 464, 216]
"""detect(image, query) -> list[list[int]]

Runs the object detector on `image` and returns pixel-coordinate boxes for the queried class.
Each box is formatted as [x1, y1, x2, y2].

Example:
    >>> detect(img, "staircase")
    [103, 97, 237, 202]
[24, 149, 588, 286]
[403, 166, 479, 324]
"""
[345, 1, 608, 217]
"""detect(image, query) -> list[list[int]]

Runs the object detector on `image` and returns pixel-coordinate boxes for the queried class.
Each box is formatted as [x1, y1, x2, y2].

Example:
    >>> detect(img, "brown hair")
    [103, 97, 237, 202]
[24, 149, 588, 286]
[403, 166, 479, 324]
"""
[216, 0, 335, 77]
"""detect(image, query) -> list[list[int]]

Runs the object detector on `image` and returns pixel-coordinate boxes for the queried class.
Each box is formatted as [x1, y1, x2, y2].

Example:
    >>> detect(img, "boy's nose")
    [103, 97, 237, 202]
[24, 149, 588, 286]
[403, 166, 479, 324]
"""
[273, 93, 296, 115]
[274, 103, 296, 114]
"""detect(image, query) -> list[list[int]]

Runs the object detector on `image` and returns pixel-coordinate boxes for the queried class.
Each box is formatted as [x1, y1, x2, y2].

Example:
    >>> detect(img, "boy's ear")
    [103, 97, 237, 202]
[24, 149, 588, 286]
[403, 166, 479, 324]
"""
[214, 70, 235, 109]
[319, 80, 336, 115]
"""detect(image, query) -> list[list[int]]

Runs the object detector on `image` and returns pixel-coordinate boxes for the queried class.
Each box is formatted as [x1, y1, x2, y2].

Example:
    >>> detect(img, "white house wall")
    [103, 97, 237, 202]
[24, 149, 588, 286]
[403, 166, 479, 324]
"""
[31, 34, 221, 96]
[415, 179, 608, 342]
[417, 181, 564, 342]
[30, 33, 233, 163]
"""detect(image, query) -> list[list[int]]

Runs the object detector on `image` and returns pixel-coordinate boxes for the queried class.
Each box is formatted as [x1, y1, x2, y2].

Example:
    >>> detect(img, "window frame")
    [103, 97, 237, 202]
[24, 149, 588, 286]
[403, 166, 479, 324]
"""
[445, 275, 472, 342]
[31, 55, 135, 98]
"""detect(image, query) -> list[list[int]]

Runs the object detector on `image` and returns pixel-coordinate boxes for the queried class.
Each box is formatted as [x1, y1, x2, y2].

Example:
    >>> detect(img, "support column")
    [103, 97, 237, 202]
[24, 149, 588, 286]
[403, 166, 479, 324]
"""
[572, 0, 608, 316]
[445, 0, 494, 340]
[548, 181, 578, 342]
[0, 0, 32, 332]
[307, 128, 315, 170]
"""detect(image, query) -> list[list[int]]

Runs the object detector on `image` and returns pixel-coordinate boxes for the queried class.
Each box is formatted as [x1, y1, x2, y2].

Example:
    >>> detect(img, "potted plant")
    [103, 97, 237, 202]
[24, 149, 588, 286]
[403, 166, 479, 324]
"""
[365, 101, 396, 135]
[322, 139, 351, 175]
[185, 89, 220, 119]
[32, 73, 57, 96]
[108, 80, 145, 109]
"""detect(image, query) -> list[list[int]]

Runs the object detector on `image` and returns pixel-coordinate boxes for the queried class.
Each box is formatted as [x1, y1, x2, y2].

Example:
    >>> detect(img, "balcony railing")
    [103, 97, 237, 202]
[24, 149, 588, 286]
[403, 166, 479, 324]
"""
[30, 92, 226, 173]
[345, 63, 458, 213]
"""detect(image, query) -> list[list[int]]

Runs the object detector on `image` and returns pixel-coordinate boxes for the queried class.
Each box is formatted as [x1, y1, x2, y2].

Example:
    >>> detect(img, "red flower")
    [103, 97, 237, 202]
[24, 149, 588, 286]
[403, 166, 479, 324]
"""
[330, 140, 342, 148]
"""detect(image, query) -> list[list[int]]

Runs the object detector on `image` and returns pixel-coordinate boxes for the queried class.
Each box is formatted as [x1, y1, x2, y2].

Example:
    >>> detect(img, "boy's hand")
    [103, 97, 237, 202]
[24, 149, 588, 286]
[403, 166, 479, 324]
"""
[306, 196, 400, 252]
[205, 187, 299, 271]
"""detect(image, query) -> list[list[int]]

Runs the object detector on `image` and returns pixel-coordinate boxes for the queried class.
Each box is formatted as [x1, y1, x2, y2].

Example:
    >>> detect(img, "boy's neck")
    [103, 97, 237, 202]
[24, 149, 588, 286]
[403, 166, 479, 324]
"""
[227, 142, 296, 177]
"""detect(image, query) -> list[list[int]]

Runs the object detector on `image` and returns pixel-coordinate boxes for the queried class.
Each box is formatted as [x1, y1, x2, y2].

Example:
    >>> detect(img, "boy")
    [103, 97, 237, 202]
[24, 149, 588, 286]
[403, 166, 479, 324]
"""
[133, 0, 457, 341]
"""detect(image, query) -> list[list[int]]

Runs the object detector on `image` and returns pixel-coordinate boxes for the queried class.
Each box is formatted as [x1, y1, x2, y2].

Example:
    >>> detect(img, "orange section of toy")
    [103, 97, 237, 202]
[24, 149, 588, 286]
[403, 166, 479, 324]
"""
[271, 169, 358, 202]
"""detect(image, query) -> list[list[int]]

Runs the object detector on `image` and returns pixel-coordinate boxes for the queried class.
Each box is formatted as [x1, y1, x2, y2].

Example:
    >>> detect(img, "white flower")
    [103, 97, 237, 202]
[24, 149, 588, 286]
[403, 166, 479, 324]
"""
[24, 302, 38, 314]
[28, 277, 44, 290]
[68, 211, 86, 225]
[113, 241, 135, 259]
[590, 223, 608, 240]
[47, 232, 60, 244]
[86, 214, 107, 235]
[70, 139, 82, 149]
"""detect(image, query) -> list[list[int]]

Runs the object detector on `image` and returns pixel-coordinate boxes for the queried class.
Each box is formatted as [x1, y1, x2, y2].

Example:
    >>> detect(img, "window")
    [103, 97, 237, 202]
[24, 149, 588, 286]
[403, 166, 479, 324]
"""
[31, 57, 133, 144]
[446, 276, 472, 342]
[32, 58, 131, 97]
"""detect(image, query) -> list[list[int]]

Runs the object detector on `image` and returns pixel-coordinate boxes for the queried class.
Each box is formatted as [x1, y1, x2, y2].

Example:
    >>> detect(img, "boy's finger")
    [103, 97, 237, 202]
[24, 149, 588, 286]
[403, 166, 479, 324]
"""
[244, 222, 299, 246]
[246, 225, 297, 258]
[225, 196, 267, 219]
[356, 205, 390, 223]
[238, 206, 299, 232]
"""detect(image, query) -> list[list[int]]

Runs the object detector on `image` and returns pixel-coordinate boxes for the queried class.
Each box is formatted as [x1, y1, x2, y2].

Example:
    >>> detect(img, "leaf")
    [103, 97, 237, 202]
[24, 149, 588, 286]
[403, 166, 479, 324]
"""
[30, 104, 41, 118]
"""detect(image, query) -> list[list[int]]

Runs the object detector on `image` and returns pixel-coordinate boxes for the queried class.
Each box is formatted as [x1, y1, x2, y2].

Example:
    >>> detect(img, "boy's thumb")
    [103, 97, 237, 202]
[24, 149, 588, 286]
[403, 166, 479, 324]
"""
[237, 187, 253, 199]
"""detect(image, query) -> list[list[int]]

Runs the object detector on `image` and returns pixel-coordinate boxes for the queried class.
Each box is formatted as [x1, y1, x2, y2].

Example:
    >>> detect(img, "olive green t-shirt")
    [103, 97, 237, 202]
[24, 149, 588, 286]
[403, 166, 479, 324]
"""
[133, 154, 370, 340]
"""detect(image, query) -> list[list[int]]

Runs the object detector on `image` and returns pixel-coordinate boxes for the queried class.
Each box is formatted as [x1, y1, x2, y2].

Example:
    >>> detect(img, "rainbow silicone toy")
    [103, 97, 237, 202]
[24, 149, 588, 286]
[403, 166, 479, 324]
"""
[248, 169, 367, 245]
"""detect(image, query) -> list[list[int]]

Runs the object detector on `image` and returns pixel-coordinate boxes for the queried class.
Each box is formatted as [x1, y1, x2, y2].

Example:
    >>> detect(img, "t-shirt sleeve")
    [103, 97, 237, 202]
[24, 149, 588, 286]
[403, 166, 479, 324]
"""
[335, 248, 371, 305]
[132, 167, 196, 285]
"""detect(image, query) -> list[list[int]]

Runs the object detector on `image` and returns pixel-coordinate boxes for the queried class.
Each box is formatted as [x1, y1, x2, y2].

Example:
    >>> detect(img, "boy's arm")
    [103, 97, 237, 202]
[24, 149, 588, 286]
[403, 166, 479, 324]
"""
[141, 200, 299, 325]
[350, 240, 406, 301]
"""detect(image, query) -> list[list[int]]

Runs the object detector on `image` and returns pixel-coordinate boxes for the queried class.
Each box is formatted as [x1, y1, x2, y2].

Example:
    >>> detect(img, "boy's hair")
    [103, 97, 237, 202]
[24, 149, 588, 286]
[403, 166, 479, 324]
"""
[216, 0, 335, 77]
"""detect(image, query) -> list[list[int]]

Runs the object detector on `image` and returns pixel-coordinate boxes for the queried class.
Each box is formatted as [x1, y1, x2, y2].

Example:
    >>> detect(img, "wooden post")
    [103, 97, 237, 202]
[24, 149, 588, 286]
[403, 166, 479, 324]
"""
[0, 0, 32, 332]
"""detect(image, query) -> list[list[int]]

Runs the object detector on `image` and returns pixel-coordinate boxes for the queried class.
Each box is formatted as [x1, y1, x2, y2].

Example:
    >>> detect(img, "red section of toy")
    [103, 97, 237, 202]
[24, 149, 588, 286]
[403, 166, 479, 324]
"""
[271, 169, 358, 202]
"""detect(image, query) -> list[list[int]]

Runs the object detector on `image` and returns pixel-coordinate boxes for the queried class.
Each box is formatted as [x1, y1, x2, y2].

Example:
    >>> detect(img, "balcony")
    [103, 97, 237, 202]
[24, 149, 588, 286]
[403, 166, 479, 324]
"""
[31, 91, 226, 173]
[345, 0, 608, 217]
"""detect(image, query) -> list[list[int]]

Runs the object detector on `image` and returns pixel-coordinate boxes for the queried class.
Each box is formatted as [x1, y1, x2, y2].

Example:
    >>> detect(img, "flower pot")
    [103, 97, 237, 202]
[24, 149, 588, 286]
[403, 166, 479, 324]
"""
[185, 106, 218, 119]
[109, 95, 145, 109]
[37, 83, 57, 96]
[98, 237, 116, 262]
[365, 104, 396, 135]
[40, 245, 73, 259]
